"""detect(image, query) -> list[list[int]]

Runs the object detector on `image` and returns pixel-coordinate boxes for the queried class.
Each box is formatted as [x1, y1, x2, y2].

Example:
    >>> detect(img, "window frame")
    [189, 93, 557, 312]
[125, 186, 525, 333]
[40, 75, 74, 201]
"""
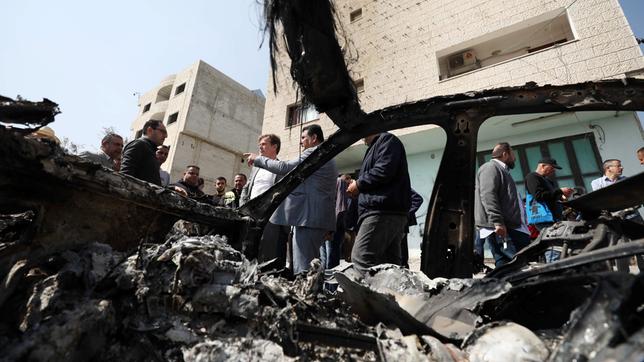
[477, 133, 603, 193]
[285, 101, 320, 128]
[167, 112, 179, 125]
[174, 83, 186, 96]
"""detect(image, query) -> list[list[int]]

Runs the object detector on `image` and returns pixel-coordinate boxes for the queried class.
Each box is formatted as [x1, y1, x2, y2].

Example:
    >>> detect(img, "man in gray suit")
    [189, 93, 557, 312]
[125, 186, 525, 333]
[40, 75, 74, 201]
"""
[474, 142, 530, 267]
[80, 133, 123, 170]
[244, 125, 337, 275]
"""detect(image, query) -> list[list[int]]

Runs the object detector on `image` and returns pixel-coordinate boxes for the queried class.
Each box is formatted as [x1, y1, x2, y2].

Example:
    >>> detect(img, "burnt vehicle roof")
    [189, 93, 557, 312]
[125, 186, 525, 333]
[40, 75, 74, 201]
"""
[2, 84, 644, 278]
[251, 0, 644, 278]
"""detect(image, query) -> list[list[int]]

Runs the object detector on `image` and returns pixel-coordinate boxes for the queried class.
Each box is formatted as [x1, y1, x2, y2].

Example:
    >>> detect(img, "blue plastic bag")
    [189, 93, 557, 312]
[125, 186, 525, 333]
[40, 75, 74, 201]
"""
[526, 193, 554, 224]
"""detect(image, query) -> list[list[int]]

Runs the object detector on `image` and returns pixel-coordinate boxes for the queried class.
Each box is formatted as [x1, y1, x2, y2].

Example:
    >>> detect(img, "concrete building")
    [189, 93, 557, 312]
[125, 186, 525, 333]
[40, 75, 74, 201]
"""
[131, 60, 265, 194]
[261, 0, 644, 249]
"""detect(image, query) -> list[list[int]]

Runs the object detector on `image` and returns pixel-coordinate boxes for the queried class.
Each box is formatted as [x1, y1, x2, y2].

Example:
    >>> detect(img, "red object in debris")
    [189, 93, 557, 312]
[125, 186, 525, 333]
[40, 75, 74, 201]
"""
[528, 224, 540, 240]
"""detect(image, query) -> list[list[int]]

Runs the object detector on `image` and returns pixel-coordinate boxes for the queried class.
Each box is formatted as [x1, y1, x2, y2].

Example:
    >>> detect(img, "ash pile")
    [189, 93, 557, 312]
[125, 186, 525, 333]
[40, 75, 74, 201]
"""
[1, 222, 643, 361]
[0, 229, 374, 361]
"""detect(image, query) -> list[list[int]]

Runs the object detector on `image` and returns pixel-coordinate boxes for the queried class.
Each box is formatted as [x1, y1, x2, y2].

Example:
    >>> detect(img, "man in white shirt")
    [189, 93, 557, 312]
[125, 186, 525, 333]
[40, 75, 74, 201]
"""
[240, 134, 289, 269]
[591, 159, 625, 191]
[156, 145, 171, 187]
[592, 158, 644, 272]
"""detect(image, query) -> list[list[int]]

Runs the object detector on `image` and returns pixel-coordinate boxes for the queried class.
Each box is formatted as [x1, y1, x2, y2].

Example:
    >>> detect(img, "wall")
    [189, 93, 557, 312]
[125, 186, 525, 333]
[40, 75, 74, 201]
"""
[262, 0, 644, 159]
[131, 60, 265, 188]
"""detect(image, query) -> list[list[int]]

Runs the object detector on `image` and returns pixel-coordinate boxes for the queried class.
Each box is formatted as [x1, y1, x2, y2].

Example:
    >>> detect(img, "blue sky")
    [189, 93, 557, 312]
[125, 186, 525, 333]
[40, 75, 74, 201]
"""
[0, 1, 270, 151]
[1, 1, 642, 151]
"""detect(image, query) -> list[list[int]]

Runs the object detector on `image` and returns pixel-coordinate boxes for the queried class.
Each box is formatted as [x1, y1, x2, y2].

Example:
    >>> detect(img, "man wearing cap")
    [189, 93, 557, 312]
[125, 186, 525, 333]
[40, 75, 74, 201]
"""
[475, 142, 531, 267]
[80, 133, 124, 170]
[525, 157, 574, 262]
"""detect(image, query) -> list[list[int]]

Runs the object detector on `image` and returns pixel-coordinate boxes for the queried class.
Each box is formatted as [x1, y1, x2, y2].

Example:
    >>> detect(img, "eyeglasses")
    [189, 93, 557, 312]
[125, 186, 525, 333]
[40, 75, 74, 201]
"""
[153, 127, 167, 136]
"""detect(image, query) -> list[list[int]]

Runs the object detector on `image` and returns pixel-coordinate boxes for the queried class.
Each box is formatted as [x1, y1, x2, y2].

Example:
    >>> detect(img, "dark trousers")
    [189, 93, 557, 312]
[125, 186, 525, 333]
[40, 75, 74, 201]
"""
[400, 235, 409, 269]
[258, 222, 290, 270]
[351, 214, 407, 274]
[485, 228, 530, 267]
[320, 214, 345, 269]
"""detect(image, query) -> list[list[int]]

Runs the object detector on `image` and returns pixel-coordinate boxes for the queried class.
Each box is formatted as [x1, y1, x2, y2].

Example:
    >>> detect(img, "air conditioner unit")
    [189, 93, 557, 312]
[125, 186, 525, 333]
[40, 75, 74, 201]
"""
[447, 49, 479, 76]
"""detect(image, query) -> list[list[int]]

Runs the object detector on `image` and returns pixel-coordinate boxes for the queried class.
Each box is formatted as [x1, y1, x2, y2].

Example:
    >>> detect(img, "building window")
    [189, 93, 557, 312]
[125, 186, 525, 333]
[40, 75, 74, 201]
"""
[155, 85, 172, 103]
[167, 112, 179, 125]
[286, 102, 319, 128]
[350, 8, 362, 22]
[354, 78, 365, 93]
[476, 133, 602, 196]
[437, 9, 575, 80]
[175, 83, 186, 96]
[142, 103, 151, 113]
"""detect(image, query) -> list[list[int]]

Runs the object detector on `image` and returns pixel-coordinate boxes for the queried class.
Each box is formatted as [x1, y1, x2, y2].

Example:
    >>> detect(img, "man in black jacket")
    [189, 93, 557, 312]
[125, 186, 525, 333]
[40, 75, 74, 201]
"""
[121, 120, 167, 186]
[171, 165, 207, 201]
[524, 157, 573, 262]
[347, 132, 411, 273]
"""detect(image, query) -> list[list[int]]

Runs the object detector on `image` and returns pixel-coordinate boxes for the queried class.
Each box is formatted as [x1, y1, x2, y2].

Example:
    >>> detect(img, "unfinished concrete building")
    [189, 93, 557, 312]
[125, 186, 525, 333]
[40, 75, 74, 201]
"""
[262, 0, 644, 250]
[131, 60, 265, 193]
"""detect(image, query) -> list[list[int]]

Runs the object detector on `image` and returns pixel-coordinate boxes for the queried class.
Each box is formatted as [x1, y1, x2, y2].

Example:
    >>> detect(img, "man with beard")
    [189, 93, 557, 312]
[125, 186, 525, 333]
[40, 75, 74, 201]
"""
[121, 120, 166, 185]
[474, 142, 530, 267]
[228, 173, 247, 208]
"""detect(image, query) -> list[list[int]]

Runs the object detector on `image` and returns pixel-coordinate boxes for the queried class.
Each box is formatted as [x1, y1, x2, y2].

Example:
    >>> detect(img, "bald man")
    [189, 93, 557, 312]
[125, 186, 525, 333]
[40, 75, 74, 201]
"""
[474, 142, 530, 267]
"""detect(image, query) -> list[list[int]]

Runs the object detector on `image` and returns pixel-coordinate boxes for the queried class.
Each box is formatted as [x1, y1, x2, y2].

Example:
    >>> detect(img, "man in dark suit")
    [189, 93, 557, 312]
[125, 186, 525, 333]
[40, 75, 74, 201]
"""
[121, 120, 167, 186]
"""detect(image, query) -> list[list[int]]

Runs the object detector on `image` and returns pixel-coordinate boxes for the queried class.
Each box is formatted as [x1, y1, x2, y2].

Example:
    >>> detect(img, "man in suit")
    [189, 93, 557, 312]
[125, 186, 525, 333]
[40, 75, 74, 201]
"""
[80, 133, 123, 170]
[121, 120, 167, 186]
[244, 125, 337, 275]
[241, 134, 289, 268]
[475, 142, 530, 267]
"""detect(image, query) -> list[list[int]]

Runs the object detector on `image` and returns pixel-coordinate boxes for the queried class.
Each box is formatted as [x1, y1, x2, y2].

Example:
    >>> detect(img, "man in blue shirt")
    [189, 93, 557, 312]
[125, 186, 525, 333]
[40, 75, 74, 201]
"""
[591, 159, 625, 191]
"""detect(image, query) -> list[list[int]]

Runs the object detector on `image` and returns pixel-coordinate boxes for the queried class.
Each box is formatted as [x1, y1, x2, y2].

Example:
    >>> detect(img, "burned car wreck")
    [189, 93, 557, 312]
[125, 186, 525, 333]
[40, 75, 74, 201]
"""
[2, 0, 644, 360]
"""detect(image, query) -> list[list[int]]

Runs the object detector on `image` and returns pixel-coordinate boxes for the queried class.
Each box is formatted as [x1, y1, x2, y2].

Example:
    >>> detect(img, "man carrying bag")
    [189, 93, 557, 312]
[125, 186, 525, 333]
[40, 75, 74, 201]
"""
[525, 157, 574, 262]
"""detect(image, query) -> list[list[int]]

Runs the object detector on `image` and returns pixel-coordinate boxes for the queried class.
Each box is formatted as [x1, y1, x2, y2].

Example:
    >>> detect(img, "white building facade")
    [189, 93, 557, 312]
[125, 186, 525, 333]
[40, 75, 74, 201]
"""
[262, 0, 644, 249]
[131, 60, 265, 194]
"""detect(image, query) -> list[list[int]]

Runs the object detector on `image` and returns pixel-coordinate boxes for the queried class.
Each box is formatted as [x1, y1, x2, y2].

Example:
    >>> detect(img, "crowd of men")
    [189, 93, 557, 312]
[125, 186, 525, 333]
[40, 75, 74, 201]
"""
[77, 118, 643, 276]
[78, 120, 417, 276]
[475, 142, 644, 272]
